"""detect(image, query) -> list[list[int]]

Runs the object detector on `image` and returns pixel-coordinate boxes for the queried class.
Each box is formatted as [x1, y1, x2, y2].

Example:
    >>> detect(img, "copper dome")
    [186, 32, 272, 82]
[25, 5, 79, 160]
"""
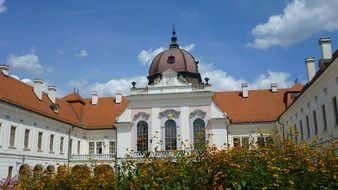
[147, 28, 202, 85]
[149, 48, 198, 76]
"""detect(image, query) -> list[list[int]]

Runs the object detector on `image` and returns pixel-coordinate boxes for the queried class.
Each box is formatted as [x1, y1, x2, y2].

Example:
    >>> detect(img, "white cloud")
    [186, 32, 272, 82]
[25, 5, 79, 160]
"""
[73, 64, 293, 97]
[10, 74, 33, 85]
[199, 63, 245, 91]
[137, 43, 196, 65]
[75, 49, 88, 58]
[199, 63, 293, 91]
[89, 76, 148, 96]
[21, 78, 33, 84]
[138, 47, 166, 65]
[8, 75, 65, 97]
[7, 53, 43, 75]
[181, 44, 196, 52]
[250, 70, 293, 89]
[69, 77, 148, 96]
[10, 74, 19, 80]
[0, 0, 6, 14]
[247, 0, 338, 49]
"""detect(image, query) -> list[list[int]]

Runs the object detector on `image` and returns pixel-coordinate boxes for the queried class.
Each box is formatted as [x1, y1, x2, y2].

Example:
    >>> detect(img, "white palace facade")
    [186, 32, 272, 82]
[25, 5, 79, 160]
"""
[0, 31, 337, 178]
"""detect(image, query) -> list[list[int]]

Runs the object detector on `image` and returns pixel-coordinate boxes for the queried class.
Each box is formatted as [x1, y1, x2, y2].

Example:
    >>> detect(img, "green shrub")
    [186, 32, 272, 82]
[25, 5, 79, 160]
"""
[8, 139, 338, 190]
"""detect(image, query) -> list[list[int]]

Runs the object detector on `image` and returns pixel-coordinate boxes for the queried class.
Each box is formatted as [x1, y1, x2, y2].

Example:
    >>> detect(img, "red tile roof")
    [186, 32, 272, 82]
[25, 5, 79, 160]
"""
[213, 84, 303, 123]
[0, 73, 128, 129]
[80, 97, 128, 129]
[0, 74, 81, 126]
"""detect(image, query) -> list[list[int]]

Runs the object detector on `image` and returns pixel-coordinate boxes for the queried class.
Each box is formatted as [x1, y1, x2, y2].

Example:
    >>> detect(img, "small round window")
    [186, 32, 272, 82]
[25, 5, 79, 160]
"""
[167, 55, 175, 64]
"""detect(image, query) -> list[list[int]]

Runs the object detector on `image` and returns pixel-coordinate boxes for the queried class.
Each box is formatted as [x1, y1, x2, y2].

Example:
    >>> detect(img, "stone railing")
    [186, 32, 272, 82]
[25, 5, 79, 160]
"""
[132, 150, 185, 158]
[130, 87, 148, 95]
[70, 154, 115, 161]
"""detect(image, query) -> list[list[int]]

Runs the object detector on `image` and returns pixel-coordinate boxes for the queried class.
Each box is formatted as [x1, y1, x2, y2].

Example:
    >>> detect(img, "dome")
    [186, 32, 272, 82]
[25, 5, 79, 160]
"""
[149, 48, 198, 76]
[147, 28, 202, 86]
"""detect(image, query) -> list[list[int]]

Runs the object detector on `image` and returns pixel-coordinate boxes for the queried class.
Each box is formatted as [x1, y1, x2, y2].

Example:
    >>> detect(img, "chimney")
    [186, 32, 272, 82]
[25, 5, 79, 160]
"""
[271, 83, 278, 93]
[0, 64, 9, 76]
[91, 91, 98, 105]
[115, 90, 122, 104]
[319, 37, 332, 59]
[241, 83, 248, 98]
[48, 85, 56, 104]
[33, 79, 43, 100]
[305, 57, 316, 82]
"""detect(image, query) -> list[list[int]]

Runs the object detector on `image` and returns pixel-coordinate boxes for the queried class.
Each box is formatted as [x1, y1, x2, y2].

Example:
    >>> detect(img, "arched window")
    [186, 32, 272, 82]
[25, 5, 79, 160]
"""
[165, 120, 177, 150]
[137, 121, 148, 152]
[193, 119, 206, 149]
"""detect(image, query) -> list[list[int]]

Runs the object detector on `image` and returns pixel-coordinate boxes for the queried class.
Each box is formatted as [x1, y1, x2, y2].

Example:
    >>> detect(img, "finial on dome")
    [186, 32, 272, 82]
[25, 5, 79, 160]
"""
[170, 24, 179, 48]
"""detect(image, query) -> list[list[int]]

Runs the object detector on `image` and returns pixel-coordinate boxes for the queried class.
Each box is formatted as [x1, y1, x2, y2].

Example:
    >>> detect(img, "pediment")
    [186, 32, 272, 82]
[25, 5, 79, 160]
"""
[162, 68, 178, 77]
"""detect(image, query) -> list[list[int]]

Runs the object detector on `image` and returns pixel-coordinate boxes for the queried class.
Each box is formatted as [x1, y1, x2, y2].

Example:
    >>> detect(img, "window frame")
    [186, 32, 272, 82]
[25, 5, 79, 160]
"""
[77, 140, 81, 155]
[89, 141, 95, 155]
[306, 115, 310, 138]
[322, 104, 327, 131]
[136, 120, 149, 152]
[109, 141, 116, 154]
[60, 137, 64, 153]
[165, 119, 177, 151]
[9, 126, 16, 148]
[24, 129, 30, 149]
[49, 134, 54, 153]
[37, 132, 43, 151]
[96, 141, 103, 154]
[313, 110, 318, 135]
[193, 118, 206, 149]
[299, 120, 304, 140]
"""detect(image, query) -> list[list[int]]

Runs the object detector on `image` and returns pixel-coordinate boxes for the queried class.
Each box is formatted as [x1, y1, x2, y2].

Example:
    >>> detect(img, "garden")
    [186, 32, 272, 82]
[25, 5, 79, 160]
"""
[1, 139, 337, 190]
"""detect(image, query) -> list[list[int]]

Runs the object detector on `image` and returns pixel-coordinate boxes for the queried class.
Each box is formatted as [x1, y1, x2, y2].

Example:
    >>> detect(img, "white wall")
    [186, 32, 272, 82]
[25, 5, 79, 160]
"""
[280, 57, 338, 144]
[228, 123, 274, 147]
[0, 103, 71, 178]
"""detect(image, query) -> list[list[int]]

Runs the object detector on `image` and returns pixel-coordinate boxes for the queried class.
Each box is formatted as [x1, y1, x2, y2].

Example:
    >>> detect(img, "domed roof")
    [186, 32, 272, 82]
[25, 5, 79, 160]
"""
[149, 48, 198, 76]
[148, 28, 199, 77]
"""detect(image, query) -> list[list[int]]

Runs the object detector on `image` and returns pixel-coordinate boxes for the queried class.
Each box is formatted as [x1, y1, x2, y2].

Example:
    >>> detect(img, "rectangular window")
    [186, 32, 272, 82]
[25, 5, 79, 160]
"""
[9, 126, 16, 147]
[241, 137, 249, 148]
[333, 97, 338, 125]
[37, 132, 43, 151]
[322, 104, 327, 131]
[96, 142, 103, 154]
[69, 139, 73, 154]
[60, 137, 64, 153]
[7, 166, 13, 178]
[306, 116, 310, 138]
[109, 141, 116, 154]
[299, 120, 304, 140]
[77, 141, 81, 154]
[313, 111, 318, 135]
[89, 142, 94, 155]
[233, 138, 240, 147]
[24, 129, 30, 149]
[294, 125, 298, 142]
[49, 134, 54, 152]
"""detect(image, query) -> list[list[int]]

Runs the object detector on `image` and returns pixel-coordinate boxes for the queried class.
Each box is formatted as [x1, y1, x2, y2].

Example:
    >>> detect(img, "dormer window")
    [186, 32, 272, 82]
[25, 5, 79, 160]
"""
[49, 103, 60, 113]
[167, 55, 175, 64]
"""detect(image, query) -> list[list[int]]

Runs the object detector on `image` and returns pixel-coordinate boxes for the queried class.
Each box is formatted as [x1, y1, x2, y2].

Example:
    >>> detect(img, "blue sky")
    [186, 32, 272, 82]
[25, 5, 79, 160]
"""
[0, 0, 338, 96]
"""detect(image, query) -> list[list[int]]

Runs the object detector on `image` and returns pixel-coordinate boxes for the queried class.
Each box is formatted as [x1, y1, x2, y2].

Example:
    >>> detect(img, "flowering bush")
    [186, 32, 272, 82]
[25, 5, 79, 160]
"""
[2, 139, 337, 189]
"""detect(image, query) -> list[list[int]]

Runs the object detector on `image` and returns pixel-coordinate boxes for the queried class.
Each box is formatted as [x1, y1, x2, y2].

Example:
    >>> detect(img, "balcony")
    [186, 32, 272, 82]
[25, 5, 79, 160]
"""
[70, 154, 116, 162]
